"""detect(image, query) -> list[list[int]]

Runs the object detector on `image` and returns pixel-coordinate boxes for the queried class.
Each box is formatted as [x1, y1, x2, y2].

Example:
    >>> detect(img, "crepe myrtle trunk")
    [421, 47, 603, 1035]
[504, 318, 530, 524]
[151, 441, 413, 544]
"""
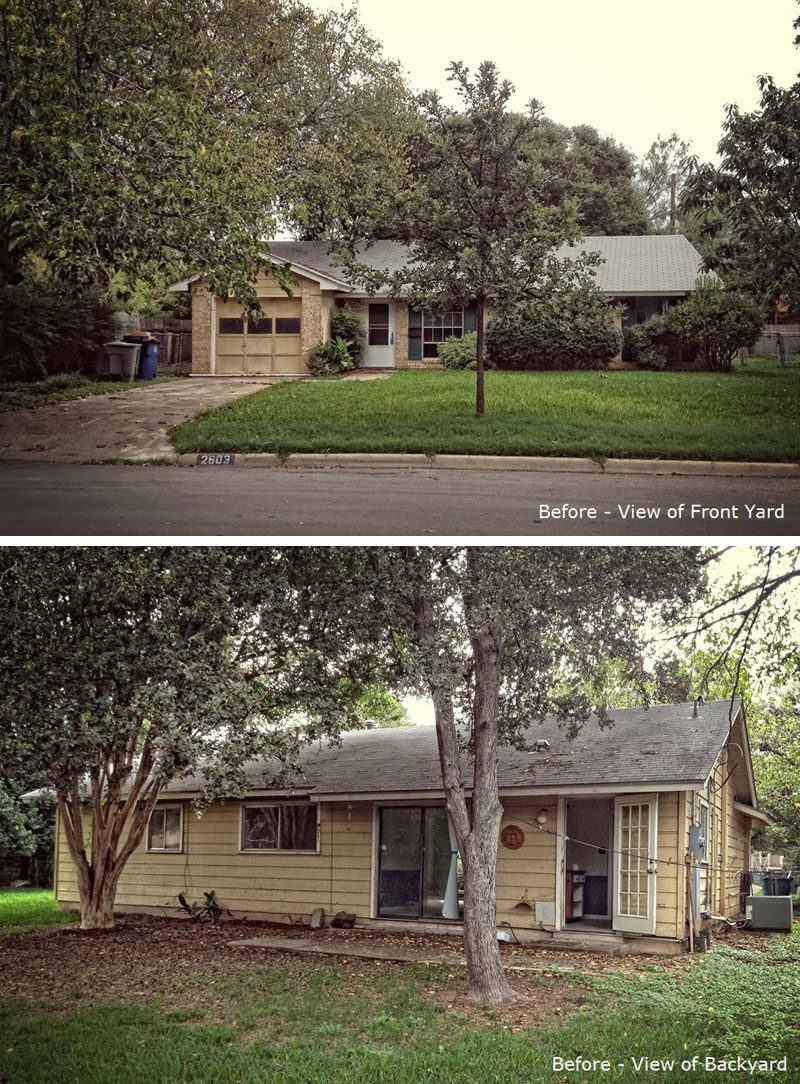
[475, 294, 486, 416]
[57, 749, 162, 930]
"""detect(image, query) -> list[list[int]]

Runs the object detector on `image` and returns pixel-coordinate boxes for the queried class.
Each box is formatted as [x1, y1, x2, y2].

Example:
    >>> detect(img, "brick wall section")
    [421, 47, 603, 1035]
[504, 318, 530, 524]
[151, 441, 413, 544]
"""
[394, 300, 409, 367]
[191, 285, 213, 375]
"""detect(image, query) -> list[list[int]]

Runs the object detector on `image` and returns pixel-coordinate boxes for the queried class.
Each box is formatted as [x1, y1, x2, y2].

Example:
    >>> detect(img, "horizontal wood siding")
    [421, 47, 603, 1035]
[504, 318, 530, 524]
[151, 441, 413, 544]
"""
[655, 792, 681, 939]
[497, 798, 557, 924]
[56, 800, 374, 921]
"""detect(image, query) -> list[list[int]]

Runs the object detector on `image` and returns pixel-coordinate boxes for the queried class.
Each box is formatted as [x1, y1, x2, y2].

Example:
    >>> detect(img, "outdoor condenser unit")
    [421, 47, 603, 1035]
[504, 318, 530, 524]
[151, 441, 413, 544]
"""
[745, 895, 793, 932]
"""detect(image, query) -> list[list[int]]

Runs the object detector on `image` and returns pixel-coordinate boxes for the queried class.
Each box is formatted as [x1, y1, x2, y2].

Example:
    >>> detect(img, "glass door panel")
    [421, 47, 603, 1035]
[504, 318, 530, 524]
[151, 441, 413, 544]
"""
[378, 807, 422, 917]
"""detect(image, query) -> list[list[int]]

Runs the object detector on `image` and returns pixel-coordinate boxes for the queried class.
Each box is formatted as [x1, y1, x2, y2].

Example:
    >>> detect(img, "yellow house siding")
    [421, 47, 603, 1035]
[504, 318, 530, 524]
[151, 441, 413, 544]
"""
[497, 799, 557, 926]
[55, 800, 374, 921]
[655, 792, 682, 939]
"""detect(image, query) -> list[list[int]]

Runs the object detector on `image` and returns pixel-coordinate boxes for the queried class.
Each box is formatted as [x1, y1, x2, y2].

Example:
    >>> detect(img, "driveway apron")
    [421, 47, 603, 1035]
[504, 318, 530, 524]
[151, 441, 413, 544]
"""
[0, 378, 282, 463]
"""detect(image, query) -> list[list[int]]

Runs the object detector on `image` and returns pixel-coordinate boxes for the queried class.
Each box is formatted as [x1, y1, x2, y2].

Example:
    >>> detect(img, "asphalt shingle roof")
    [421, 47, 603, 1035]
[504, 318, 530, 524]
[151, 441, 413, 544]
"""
[163, 701, 739, 798]
[555, 234, 708, 294]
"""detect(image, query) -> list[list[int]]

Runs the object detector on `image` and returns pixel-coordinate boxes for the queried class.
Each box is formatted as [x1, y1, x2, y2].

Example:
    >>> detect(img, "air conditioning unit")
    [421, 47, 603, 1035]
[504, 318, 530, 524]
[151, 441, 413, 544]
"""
[745, 895, 793, 932]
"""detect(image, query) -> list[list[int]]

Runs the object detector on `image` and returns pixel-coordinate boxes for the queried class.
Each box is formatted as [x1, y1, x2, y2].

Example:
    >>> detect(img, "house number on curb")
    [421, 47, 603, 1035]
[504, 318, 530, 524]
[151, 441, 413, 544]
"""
[500, 825, 525, 850]
[196, 453, 235, 466]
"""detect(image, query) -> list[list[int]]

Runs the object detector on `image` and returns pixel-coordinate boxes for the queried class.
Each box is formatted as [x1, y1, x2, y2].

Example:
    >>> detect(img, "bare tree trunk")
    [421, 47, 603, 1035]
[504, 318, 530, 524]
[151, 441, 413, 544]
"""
[475, 294, 486, 416]
[413, 550, 524, 1004]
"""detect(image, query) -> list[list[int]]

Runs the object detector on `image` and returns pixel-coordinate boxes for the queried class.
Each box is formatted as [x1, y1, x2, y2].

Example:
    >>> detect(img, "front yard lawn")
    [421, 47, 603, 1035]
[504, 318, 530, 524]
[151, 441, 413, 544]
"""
[0, 918, 797, 1084]
[170, 362, 800, 462]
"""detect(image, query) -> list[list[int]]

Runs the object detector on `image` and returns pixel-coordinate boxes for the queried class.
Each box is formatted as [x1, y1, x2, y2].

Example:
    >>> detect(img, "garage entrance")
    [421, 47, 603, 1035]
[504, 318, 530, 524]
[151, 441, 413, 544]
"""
[215, 297, 302, 375]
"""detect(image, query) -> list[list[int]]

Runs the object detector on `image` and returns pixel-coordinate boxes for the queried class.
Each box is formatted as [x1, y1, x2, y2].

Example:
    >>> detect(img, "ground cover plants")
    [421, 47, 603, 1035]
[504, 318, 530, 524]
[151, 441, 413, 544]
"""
[0, 902, 796, 1084]
[171, 360, 800, 462]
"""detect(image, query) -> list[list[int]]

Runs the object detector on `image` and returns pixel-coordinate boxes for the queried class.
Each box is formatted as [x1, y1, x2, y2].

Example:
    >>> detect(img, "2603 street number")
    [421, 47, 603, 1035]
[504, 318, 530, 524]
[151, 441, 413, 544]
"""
[196, 453, 235, 466]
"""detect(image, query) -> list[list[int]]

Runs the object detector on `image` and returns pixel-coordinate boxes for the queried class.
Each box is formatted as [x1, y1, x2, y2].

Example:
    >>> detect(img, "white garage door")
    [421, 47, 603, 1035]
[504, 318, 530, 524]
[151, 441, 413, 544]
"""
[215, 297, 302, 375]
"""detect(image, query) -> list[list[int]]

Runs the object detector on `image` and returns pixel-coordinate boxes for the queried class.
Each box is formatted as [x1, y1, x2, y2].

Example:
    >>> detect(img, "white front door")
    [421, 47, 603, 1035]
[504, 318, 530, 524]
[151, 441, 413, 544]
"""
[612, 795, 658, 935]
[363, 300, 395, 367]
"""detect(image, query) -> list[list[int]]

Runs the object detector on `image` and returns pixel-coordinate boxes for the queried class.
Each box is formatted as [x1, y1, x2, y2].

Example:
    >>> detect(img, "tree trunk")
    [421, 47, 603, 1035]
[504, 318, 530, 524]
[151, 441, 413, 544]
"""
[475, 294, 486, 416]
[79, 869, 122, 929]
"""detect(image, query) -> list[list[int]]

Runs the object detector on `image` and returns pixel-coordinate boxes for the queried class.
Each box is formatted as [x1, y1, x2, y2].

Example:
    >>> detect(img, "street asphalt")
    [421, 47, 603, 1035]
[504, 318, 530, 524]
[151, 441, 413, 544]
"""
[1, 461, 797, 537]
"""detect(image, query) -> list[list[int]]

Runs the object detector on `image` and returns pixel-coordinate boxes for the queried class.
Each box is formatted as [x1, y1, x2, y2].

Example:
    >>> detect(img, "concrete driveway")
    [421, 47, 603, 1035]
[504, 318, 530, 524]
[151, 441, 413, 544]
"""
[0, 377, 281, 463]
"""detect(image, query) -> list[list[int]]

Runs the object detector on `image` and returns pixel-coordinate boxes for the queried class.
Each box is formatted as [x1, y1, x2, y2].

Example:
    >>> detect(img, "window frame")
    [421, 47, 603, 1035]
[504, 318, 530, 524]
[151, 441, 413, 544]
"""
[238, 801, 320, 855]
[421, 309, 465, 358]
[146, 803, 184, 854]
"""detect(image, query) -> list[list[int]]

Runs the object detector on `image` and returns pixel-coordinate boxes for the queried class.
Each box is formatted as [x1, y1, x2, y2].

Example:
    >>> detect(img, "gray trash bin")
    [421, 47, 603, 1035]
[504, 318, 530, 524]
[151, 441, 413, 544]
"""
[103, 341, 141, 382]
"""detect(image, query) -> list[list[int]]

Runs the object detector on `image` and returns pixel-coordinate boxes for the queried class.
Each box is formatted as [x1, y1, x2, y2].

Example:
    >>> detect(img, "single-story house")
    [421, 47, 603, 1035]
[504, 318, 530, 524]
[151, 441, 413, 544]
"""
[170, 235, 707, 376]
[54, 699, 768, 954]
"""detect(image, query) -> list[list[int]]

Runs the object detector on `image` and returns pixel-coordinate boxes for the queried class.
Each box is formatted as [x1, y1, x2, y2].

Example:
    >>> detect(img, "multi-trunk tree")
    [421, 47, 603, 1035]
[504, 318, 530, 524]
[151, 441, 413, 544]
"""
[0, 548, 381, 929]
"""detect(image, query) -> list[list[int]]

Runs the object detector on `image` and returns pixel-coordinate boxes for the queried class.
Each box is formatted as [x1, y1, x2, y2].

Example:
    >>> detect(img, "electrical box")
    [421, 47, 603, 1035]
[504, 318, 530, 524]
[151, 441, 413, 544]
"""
[745, 895, 793, 932]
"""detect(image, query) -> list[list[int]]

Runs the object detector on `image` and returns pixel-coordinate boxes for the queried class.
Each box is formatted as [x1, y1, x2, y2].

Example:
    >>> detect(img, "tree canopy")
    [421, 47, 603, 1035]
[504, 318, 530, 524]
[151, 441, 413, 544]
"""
[635, 132, 692, 234]
[680, 11, 800, 309]
[0, 548, 379, 926]
[0, 0, 415, 301]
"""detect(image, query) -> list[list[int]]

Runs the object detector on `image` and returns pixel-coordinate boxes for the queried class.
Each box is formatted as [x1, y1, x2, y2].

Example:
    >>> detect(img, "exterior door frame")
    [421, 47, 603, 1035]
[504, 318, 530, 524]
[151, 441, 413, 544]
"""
[363, 300, 396, 368]
[612, 793, 658, 935]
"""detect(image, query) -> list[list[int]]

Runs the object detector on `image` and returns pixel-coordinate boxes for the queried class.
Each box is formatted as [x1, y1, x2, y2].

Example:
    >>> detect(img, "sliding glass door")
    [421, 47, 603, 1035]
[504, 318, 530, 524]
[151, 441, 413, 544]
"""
[377, 807, 458, 919]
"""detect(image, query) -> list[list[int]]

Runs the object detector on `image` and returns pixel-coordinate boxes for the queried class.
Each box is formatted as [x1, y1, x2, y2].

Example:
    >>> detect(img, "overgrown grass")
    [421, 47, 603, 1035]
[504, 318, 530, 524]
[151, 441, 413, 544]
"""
[170, 362, 800, 462]
[1, 929, 797, 1083]
[0, 889, 78, 932]
[0, 373, 175, 410]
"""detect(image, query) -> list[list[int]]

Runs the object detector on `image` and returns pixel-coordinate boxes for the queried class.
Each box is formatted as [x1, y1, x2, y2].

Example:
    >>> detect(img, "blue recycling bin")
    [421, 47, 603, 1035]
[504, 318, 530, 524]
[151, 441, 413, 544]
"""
[123, 335, 161, 380]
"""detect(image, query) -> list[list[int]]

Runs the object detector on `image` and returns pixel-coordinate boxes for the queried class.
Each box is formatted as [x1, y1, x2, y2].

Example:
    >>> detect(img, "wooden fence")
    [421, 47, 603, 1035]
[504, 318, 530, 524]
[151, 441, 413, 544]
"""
[750, 325, 800, 357]
[112, 314, 192, 366]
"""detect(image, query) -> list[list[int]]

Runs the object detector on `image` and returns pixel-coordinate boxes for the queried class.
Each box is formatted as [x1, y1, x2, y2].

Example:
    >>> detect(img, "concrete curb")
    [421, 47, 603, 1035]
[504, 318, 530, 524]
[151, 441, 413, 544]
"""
[174, 451, 800, 478]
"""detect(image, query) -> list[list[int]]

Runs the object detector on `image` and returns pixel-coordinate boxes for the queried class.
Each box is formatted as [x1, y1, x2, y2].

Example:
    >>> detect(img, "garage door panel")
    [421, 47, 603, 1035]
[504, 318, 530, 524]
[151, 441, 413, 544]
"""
[215, 297, 302, 375]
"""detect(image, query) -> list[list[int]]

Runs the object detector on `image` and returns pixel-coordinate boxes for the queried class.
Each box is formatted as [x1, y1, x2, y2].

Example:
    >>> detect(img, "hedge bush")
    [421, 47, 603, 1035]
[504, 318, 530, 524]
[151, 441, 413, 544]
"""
[486, 285, 621, 370]
[330, 308, 366, 368]
[437, 332, 489, 370]
[665, 280, 764, 373]
[0, 278, 116, 382]
[626, 313, 696, 370]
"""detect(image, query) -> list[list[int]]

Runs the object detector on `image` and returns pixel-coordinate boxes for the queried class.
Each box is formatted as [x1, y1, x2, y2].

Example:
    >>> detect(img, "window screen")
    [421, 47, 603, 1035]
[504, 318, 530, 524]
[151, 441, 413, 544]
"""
[241, 805, 317, 851]
[147, 807, 182, 851]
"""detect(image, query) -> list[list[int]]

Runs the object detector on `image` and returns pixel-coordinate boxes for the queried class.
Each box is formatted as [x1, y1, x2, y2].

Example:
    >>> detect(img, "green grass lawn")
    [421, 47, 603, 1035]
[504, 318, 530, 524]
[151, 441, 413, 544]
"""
[0, 922, 797, 1083]
[0, 889, 77, 932]
[170, 358, 800, 462]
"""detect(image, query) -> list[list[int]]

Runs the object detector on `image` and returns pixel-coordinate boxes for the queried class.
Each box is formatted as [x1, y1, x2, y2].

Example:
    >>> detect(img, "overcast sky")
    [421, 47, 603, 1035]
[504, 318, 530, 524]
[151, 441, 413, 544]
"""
[310, 0, 799, 164]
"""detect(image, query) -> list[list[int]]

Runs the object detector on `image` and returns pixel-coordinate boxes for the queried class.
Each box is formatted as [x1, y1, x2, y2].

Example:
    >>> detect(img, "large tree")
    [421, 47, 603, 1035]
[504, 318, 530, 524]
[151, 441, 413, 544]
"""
[680, 11, 800, 308]
[343, 62, 589, 416]
[301, 546, 705, 1004]
[635, 132, 692, 234]
[0, 548, 378, 928]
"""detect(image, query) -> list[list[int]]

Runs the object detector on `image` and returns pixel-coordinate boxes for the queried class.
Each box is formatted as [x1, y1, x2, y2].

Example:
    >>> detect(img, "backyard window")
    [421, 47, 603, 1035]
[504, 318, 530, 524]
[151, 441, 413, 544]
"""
[147, 806, 183, 852]
[240, 804, 318, 852]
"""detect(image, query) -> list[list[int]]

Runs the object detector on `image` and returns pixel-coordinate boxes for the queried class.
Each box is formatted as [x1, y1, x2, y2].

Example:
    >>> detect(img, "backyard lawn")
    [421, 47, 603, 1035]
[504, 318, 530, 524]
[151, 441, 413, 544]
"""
[171, 360, 800, 462]
[0, 901, 797, 1084]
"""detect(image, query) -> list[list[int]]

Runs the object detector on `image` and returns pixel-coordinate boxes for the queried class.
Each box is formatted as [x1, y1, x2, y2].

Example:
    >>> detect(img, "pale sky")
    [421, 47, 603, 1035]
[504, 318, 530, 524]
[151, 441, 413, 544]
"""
[310, 0, 800, 164]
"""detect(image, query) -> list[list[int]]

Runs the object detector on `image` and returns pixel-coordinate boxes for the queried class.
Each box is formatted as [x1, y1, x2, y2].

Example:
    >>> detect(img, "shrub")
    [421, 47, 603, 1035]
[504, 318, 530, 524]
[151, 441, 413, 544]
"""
[437, 332, 485, 369]
[307, 336, 354, 376]
[0, 278, 116, 382]
[487, 283, 621, 370]
[665, 280, 764, 373]
[330, 308, 366, 368]
[626, 313, 696, 370]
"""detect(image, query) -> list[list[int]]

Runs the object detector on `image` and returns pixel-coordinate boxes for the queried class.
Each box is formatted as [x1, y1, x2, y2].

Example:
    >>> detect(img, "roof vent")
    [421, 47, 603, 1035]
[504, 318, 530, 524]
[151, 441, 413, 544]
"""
[533, 739, 550, 753]
[692, 695, 705, 718]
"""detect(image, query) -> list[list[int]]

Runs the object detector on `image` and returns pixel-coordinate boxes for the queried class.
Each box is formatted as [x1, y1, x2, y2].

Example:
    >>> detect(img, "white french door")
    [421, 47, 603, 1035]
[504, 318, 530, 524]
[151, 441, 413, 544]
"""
[612, 795, 658, 935]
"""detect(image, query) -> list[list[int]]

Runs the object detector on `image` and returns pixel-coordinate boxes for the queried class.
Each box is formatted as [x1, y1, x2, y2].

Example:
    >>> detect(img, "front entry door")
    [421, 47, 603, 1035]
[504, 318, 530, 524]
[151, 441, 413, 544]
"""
[364, 301, 395, 368]
[612, 795, 658, 935]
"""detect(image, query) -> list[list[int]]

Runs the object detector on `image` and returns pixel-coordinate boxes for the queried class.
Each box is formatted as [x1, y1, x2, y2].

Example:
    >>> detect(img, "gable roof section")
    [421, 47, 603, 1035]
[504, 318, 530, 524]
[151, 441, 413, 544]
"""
[556, 234, 708, 296]
[162, 700, 746, 801]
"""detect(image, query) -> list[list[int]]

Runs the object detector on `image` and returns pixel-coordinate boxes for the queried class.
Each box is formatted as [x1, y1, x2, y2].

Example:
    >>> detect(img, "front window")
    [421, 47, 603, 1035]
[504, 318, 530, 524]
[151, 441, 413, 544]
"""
[422, 310, 463, 358]
[240, 804, 318, 852]
[147, 806, 183, 852]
